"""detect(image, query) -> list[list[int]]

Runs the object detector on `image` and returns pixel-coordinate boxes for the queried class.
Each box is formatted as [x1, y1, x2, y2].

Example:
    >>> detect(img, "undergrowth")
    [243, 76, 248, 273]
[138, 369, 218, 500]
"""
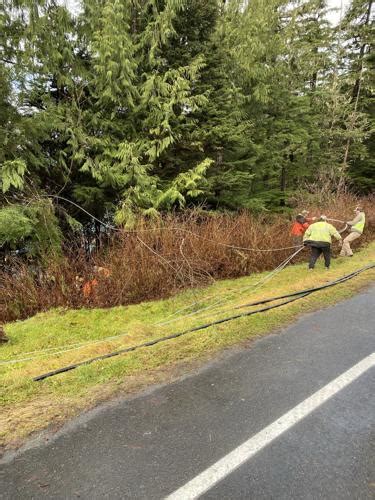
[1, 193, 374, 323]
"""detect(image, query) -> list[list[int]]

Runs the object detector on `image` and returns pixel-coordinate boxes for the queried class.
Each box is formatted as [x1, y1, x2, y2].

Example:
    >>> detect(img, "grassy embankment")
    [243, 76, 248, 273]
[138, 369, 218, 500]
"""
[1, 242, 374, 450]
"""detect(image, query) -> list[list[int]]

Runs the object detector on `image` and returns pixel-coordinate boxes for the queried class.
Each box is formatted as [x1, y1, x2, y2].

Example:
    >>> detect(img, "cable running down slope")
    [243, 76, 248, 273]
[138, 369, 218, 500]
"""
[33, 263, 375, 382]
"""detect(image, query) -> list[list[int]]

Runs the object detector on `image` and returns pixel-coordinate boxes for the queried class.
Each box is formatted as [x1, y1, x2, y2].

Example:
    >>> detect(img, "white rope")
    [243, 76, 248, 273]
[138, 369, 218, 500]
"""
[176, 229, 301, 252]
[0, 332, 134, 365]
[136, 235, 181, 275]
[156, 247, 305, 328]
[45, 194, 303, 252]
[179, 250, 303, 325]
[45, 195, 121, 231]
[46, 194, 348, 252]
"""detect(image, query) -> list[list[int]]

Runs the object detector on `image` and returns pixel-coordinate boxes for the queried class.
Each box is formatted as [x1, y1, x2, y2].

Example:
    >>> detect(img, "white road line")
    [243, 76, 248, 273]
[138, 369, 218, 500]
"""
[165, 353, 375, 500]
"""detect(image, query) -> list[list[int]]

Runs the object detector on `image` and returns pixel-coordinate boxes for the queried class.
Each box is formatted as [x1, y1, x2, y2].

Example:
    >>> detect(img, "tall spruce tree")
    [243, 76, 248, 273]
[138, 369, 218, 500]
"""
[76, 0, 215, 223]
[340, 0, 374, 193]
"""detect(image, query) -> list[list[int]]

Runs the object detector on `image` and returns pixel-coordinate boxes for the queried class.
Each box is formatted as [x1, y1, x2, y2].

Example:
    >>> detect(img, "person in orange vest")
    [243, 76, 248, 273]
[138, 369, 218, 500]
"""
[81, 266, 111, 299]
[82, 277, 99, 299]
[291, 210, 315, 244]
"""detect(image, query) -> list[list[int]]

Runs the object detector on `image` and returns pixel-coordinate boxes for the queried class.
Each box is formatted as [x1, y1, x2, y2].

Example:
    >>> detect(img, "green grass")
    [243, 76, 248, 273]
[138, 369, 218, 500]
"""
[1, 243, 374, 450]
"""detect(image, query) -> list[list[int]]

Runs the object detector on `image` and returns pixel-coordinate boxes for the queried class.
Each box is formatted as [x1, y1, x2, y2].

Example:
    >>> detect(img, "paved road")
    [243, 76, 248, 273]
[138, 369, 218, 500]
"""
[1, 286, 374, 499]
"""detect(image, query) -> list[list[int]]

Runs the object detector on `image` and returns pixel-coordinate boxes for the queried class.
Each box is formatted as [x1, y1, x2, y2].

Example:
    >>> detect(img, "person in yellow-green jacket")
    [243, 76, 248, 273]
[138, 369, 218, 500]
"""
[340, 206, 366, 257]
[303, 215, 342, 270]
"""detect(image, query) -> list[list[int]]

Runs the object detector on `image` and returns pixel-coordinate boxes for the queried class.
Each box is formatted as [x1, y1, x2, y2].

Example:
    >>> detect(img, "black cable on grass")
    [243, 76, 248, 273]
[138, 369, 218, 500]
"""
[33, 263, 374, 382]
[235, 263, 375, 309]
[33, 293, 309, 382]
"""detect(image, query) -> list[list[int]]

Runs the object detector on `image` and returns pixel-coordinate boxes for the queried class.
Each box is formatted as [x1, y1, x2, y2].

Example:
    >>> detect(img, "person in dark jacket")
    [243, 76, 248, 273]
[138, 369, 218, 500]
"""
[303, 215, 342, 270]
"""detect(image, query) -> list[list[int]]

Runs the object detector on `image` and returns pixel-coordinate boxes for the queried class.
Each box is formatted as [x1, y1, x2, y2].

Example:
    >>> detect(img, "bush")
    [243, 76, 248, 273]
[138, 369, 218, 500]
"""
[0, 206, 34, 247]
[0, 200, 62, 257]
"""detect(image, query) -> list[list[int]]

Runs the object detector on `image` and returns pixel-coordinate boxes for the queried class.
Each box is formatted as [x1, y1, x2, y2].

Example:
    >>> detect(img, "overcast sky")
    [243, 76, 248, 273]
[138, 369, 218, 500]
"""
[63, 0, 352, 25]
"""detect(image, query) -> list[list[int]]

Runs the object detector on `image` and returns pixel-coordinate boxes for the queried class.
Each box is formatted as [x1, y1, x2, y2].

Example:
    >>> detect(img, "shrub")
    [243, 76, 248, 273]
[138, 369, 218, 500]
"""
[0, 200, 62, 257]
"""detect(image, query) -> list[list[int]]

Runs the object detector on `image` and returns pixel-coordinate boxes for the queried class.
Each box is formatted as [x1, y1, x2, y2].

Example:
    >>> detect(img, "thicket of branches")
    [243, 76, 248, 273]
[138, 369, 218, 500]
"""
[0, 0, 373, 256]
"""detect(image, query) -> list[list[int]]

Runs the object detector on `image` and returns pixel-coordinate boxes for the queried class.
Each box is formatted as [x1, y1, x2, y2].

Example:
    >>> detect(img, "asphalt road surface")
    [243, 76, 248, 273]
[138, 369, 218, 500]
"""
[1, 286, 374, 499]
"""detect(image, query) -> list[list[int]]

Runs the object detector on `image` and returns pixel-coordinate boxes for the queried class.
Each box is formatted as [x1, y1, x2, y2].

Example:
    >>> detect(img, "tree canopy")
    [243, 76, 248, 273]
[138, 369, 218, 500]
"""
[0, 0, 373, 253]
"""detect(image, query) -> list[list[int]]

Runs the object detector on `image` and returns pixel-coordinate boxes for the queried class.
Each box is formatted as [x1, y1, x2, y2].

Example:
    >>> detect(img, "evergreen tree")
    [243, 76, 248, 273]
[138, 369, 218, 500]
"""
[0, 0, 373, 254]
[340, 0, 374, 193]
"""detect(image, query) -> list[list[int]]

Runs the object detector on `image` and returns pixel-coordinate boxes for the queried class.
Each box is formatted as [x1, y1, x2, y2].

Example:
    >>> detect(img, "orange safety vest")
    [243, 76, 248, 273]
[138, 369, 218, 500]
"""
[83, 278, 98, 298]
[291, 221, 309, 236]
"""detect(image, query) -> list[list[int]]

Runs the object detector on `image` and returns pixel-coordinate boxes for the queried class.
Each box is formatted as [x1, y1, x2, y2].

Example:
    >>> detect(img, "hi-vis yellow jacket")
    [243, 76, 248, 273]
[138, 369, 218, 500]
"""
[348, 212, 365, 234]
[303, 221, 341, 245]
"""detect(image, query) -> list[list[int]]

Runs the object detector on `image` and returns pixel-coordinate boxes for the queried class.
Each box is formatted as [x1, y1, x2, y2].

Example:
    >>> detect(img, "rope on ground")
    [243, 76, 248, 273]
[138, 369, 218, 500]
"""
[31, 263, 374, 381]
[156, 246, 304, 327]
[0, 332, 133, 365]
[176, 247, 306, 325]
[31, 295, 311, 381]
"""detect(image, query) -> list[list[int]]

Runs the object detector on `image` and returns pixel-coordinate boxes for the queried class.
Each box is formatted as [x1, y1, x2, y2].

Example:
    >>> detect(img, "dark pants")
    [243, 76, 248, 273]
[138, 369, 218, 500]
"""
[309, 245, 331, 269]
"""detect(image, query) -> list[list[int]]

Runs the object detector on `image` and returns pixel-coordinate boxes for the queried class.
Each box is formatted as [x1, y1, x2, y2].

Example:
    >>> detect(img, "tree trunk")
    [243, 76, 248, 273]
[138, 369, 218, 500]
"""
[280, 164, 287, 206]
[351, 0, 373, 103]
